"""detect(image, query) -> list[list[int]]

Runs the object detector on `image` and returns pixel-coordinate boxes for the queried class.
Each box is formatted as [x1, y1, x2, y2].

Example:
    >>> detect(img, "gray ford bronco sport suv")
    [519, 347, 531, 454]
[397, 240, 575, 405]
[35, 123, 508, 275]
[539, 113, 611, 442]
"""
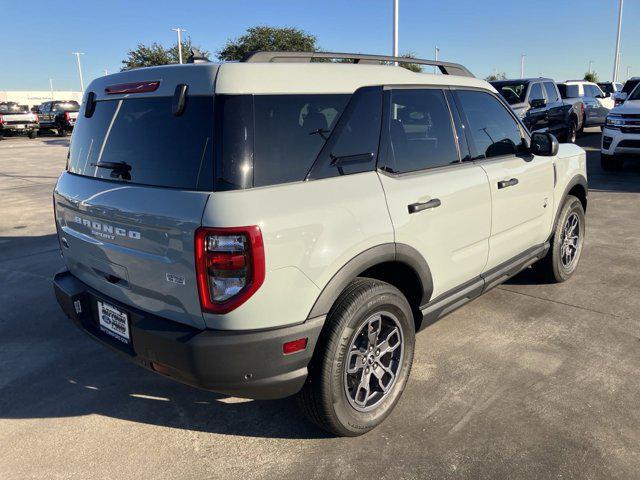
[53, 52, 587, 436]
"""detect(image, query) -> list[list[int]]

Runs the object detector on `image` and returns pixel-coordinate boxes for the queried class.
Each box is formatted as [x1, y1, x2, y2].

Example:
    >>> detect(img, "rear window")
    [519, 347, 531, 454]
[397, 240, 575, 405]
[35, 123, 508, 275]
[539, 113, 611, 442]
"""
[53, 101, 80, 112]
[68, 96, 214, 190]
[557, 84, 580, 98]
[491, 82, 528, 105]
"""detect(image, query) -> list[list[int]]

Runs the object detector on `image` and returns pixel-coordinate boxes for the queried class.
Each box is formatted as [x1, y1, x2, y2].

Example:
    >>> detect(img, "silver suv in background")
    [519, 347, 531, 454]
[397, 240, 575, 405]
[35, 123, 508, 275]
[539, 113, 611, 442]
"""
[557, 81, 614, 129]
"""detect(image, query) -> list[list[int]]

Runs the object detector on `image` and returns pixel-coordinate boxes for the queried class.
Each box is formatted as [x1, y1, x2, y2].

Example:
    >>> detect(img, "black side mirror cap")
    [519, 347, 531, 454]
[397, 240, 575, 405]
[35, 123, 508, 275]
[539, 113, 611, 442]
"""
[530, 98, 546, 109]
[530, 132, 559, 156]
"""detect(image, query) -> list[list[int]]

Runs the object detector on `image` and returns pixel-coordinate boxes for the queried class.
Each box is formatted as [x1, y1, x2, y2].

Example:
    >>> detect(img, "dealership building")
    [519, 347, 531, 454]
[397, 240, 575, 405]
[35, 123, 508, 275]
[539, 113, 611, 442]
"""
[0, 91, 83, 109]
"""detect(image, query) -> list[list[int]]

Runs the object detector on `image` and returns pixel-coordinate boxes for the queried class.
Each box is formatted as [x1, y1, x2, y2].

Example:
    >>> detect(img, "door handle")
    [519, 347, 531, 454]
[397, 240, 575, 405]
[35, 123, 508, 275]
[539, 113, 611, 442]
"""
[497, 178, 519, 189]
[408, 198, 441, 214]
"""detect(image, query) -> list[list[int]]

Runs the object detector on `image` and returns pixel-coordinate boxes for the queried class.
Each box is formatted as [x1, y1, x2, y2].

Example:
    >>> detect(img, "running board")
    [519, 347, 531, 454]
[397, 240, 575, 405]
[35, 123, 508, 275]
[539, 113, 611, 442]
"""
[418, 243, 549, 330]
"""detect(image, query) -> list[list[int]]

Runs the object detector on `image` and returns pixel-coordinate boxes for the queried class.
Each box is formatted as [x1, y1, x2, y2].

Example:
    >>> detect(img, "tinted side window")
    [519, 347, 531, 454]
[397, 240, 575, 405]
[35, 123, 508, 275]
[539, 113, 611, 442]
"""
[252, 94, 349, 187]
[383, 89, 458, 173]
[622, 80, 640, 94]
[455, 90, 527, 160]
[308, 87, 382, 179]
[544, 82, 559, 102]
[529, 83, 544, 102]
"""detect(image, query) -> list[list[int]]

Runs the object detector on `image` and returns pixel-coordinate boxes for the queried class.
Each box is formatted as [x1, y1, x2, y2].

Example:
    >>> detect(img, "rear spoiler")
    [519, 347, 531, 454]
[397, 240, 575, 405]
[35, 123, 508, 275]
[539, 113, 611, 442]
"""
[241, 51, 475, 78]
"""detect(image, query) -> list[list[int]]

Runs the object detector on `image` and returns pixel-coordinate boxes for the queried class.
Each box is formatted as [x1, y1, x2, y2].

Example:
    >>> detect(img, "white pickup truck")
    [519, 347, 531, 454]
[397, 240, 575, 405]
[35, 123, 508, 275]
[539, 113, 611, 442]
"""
[0, 102, 39, 140]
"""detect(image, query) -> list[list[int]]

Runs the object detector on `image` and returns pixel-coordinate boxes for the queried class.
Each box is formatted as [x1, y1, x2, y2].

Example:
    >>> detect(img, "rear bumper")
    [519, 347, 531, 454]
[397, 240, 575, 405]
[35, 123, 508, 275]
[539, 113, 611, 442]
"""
[53, 270, 324, 399]
[0, 124, 38, 133]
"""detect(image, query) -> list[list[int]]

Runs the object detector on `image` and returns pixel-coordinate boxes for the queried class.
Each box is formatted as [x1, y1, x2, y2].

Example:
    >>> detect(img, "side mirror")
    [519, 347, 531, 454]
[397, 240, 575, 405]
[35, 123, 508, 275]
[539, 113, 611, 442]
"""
[530, 98, 546, 109]
[531, 132, 559, 156]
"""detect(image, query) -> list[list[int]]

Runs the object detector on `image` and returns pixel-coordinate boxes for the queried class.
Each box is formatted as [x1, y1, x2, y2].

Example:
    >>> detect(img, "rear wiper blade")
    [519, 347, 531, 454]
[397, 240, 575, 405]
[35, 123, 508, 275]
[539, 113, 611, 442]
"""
[90, 161, 132, 172]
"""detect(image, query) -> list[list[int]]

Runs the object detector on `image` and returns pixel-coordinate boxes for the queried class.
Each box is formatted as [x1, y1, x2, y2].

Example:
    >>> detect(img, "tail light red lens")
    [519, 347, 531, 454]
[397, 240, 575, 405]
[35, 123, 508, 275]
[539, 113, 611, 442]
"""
[0, 115, 4, 125]
[195, 226, 265, 314]
[34, 114, 39, 123]
[64, 112, 70, 122]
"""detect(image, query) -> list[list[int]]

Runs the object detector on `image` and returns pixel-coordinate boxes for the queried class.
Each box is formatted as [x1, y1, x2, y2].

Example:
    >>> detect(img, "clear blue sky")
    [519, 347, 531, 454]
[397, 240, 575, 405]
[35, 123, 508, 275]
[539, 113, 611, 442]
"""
[2, 0, 638, 91]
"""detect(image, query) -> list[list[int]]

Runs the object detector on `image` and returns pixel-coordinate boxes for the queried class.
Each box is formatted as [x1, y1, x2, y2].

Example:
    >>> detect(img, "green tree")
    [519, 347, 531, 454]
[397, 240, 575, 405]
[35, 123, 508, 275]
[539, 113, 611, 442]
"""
[584, 71, 599, 83]
[121, 41, 211, 70]
[217, 26, 318, 61]
[485, 72, 507, 81]
[398, 53, 422, 73]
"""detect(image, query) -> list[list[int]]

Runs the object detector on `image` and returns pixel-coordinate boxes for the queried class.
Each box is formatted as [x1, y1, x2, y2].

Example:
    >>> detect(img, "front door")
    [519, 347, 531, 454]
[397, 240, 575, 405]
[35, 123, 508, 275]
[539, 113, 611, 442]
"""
[377, 87, 491, 300]
[452, 89, 555, 271]
[526, 82, 549, 132]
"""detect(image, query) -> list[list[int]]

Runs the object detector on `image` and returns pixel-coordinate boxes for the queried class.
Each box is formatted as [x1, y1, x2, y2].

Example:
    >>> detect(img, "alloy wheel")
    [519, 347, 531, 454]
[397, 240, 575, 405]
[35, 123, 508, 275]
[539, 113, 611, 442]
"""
[344, 311, 404, 412]
[560, 212, 580, 268]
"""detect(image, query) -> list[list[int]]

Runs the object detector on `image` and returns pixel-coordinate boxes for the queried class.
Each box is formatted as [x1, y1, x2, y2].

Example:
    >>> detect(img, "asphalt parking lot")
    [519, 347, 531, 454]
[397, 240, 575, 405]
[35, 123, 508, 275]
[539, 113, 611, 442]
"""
[1, 131, 639, 480]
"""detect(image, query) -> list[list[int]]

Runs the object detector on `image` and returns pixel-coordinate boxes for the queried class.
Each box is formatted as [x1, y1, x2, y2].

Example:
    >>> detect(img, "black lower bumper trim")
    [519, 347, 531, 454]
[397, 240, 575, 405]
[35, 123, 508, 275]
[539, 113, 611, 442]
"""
[53, 270, 325, 399]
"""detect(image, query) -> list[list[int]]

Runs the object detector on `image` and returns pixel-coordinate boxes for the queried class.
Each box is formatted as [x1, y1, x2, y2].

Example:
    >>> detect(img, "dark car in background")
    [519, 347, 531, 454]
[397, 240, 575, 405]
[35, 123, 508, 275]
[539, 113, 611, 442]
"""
[598, 82, 623, 97]
[613, 77, 640, 106]
[491, 78, 583, 143]
[37, 100, 80, 136]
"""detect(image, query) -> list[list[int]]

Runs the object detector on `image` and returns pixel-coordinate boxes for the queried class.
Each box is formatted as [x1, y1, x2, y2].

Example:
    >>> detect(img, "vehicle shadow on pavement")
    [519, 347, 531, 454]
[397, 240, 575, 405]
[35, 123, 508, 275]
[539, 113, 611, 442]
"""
[0, 234, 330, 440]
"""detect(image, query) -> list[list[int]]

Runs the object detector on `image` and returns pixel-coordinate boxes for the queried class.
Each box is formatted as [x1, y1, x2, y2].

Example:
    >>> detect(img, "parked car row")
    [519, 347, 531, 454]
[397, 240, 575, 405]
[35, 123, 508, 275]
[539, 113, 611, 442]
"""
[0, 100, 79, 140]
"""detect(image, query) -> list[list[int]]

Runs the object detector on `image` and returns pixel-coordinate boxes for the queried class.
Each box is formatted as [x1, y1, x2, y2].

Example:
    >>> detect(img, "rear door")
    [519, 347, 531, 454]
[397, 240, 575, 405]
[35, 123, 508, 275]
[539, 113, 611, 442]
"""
[54, 85, 216, 329]
[377, 87, 491, 299]
[452, 89, 555, 271]
[543, 81, 566, 138]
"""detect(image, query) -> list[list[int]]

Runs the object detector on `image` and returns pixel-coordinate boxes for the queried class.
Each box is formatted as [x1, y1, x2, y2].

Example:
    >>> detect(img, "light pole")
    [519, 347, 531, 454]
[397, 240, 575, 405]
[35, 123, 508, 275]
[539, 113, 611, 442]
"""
[104, 69, 109, 76]
[49, 78, 54, 100]
[71, 52, 85, 92]
[589, 60, 594, 74]
[520, 54, 526, 78]
[627, 66, 631, 80]
[171, 27, 187, 64]
[434, 46, 440, 74]
[613, 0, 623, 82]
[392, 0, 399, 64]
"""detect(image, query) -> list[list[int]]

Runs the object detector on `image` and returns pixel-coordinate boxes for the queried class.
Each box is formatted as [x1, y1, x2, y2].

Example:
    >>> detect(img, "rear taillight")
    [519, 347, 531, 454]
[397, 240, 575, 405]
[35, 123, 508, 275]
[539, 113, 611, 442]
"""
[64, 112, 70, 122]
[34, 114, 39, 123]
[580, 103, 584, 117]
[195, 226, 265, 314]
[0, 115, 4, 125]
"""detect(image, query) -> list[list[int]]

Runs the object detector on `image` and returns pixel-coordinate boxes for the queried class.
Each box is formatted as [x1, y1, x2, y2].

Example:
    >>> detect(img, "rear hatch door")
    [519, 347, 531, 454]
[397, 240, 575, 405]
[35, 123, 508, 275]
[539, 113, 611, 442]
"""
[54, 65, 219, 329]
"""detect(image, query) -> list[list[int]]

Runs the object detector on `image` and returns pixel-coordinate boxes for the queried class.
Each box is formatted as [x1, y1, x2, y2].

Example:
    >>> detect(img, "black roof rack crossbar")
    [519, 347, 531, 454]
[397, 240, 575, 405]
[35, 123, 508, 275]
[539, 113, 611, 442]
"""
[241, 51, 474, 78]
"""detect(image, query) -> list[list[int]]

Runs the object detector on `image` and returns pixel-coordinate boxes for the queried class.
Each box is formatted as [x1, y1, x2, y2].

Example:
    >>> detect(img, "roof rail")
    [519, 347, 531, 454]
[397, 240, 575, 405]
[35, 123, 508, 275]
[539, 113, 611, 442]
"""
[241, 51, 474, 78]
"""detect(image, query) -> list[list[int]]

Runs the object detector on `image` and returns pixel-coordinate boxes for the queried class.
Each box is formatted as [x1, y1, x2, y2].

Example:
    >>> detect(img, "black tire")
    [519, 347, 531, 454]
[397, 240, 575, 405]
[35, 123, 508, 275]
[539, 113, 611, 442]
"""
[298, 278, 415, 436]
[28, 130, 37, 139]
[601, 153, 623, 171]
[565, 118, 578, 143]
[57, 125, 66, 137]
[535, 195, 585, 283]
[0, 135, 4, 141]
